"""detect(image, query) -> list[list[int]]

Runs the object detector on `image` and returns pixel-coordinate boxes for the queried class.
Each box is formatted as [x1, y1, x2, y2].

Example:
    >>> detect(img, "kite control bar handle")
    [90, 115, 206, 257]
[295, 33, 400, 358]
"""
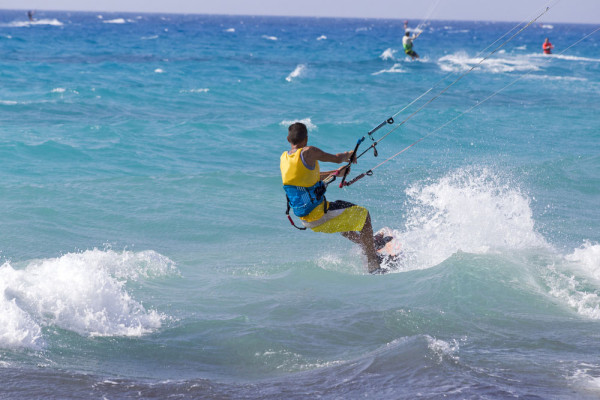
[339, 118, 393, 188]
[322, 169, 339, 186]
[341, 170, 373, 187]
[367, 117, 394, 140]
[339, 137, 364, 188]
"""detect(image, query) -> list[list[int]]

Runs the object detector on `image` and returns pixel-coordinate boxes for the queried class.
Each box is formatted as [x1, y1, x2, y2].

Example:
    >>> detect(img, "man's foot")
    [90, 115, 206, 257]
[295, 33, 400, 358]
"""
[374, 233, 393, 251]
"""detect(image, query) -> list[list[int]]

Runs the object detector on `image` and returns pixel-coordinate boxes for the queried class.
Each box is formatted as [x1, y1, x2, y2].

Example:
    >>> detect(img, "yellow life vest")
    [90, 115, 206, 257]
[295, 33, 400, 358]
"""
[280, 148, 320, 187]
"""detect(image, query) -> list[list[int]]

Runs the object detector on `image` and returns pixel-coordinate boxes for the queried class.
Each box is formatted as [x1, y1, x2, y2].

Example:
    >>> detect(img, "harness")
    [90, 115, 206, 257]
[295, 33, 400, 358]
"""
[403, 36, 414, 52]
[284, 180, 328, 230]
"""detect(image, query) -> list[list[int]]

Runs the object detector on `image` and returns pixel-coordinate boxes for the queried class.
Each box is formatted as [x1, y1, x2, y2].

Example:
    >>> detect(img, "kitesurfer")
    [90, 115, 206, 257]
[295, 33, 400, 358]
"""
[280, 122, 383, 273]
[403, 21, 421, 60]
[543, 37, 554, 54]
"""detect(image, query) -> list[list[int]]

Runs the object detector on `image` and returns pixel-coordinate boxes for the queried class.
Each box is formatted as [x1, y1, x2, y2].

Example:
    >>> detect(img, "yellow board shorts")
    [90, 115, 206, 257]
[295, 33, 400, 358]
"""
[300, 200, 369, 233]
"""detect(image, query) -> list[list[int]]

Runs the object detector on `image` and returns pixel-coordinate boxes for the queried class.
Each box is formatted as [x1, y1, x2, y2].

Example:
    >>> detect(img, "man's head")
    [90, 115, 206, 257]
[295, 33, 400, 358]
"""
[405, 31, 410, 37]
[287, 122, 308, 145]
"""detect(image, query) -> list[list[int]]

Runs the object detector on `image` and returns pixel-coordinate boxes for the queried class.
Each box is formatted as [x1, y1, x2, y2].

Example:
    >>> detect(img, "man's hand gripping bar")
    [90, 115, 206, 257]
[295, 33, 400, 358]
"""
[339, 137, 364, 188]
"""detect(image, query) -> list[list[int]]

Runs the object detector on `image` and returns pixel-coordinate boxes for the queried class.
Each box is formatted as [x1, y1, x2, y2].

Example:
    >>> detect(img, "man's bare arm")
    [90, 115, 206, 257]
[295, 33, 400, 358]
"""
[320, 165, 351, 180]
[302, 146, 353, 169]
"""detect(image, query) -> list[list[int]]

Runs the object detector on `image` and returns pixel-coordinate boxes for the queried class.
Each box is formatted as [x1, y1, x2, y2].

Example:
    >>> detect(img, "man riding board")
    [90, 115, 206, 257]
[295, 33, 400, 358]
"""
[403, 20, 421, 59]
[280, 122, 385, 273]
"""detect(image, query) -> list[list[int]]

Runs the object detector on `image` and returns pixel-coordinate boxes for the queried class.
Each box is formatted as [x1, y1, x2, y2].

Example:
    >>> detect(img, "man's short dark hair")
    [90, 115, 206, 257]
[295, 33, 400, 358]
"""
[287, 122, 308, 145]
[405, 31, 410, 36]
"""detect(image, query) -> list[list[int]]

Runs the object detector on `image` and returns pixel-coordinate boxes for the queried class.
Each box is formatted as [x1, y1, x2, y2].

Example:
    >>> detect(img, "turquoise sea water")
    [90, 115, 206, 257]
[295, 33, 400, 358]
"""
[0, 9, 599, 399]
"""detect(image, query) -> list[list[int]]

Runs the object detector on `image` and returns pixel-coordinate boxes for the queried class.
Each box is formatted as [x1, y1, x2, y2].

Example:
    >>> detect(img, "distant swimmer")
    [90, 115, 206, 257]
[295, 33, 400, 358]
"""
[27, 10, 35, 22]
[280, 122, 388, 273]
[403, 21, 421, 60]
[542, 37, 554, 54]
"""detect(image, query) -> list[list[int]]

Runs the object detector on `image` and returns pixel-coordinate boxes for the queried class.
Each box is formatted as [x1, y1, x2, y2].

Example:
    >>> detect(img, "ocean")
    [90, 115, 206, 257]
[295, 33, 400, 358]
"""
[0, 8, 599, 399]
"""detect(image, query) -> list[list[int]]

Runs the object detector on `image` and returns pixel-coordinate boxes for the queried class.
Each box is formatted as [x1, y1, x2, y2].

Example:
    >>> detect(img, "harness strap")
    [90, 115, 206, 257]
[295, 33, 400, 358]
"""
[286, 195, 307, 230]
[285, 191, 328, 231]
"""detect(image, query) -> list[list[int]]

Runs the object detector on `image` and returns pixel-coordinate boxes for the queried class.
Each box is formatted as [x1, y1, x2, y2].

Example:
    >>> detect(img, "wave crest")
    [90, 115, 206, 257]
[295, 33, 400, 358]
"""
[1, 19, 63, 28]
[438, 51, 540, 73]
[279, 117, 317, 131]
[0, 249, 177, 349]
[398, 167, 547, 270]
[286, 64, 306, 82]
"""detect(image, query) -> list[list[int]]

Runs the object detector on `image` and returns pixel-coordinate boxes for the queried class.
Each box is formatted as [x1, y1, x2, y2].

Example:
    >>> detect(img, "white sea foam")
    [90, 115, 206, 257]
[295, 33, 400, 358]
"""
[396, 168, 547, 270]
[445, 28, 469, 34]
[372, 63, 405, 75]
[30, 19, 63, 26]
[566, 242, 600, 281]
[526, 74, 587, 82]
[51, 88, 66, 93]
[0, 295, 43, 349]
[224, 28, 235, 33]
[286, 64, 306, 82]
[426, 336, 460, 363]
[262, 35, 278, 41]
[2, 19, 63, 28]
[316, 35, 327, 41]
[0, 99, 53, 106]
[541, 24, 554, 29]
[154, 68, 164, 73]
[409, 56, 430, 63]
[536, 242, 600, 320]
[544, 265, 600, 319]
[255, 348, 343, 371]
[438, 52, 540, 73]
[530, 53, 600, 63]
[279, 117, 317, 131]
[380, 48, 397, 60]
[317, 249, 365, 275]
[141, 35, 158, 40]
[103, 18, 127, 24]
[180, 88, 210, 93]
[571, 364, 600, 392]
[0, 249, 176, 349]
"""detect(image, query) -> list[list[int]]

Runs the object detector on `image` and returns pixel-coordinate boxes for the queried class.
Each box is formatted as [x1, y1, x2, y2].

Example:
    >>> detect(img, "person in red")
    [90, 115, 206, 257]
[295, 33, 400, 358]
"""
[543, 38, 554, 54]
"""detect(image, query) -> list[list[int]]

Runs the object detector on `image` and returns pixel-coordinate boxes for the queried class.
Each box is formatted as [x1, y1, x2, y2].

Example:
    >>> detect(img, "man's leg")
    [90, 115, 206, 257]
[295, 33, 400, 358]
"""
[341, 213, 380, 273]
[340, 231, 360, 244]
[359, 214, 381, 272]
